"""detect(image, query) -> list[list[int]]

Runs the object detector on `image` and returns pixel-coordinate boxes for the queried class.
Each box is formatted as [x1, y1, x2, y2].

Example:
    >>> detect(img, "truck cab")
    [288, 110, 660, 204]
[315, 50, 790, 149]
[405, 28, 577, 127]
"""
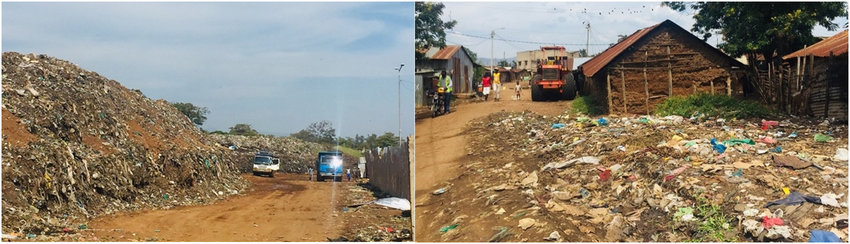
[315, 151, 344, 182]
[252, 151, 279, 177]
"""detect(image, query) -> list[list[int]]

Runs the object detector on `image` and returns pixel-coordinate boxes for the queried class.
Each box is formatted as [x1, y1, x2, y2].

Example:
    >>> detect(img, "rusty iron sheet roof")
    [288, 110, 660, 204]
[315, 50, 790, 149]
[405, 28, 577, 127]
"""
[430, 45, 462, 60]
[783, 30, 848, 59]
[580, 19, 742, 77]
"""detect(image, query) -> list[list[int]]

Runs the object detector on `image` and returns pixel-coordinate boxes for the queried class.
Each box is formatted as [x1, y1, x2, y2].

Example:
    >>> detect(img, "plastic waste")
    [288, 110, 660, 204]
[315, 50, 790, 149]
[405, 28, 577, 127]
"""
[723, 138, 755, 146]
[732, 169, 743, 177]
[373, 197, 411, 211]
[772, 146, 782, 153]
[674, 207, 695, 221]
[762, 216, 784, 228]
[597, 118, 608, 126]
[432, 188, 447, 195]
[664, 165, 689, 181]
[809, 230, 841, 242]
[439, 224, 458, 233]
[542, 156, 600, 171]
[710, 138, 726, 153]
[764, 192, 822, 207]
[551, 123, 565, 129]
[599, 169, 611, 181]
[814, 133, 833, 142]
[834, 148, 848, 161]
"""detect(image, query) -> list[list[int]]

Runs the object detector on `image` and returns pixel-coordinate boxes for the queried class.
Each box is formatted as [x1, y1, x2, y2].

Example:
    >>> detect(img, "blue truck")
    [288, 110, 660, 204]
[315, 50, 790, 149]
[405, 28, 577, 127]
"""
[315, 151, 344, 182]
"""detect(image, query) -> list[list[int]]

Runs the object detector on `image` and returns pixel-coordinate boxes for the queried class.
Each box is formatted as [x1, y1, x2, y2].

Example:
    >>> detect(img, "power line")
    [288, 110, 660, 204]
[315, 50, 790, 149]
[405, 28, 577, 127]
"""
[449, 30, 613, 46]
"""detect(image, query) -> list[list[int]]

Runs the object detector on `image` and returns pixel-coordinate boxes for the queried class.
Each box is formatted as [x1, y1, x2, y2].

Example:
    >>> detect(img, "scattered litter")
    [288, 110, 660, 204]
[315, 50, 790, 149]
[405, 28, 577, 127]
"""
[372, 197, 411, 211]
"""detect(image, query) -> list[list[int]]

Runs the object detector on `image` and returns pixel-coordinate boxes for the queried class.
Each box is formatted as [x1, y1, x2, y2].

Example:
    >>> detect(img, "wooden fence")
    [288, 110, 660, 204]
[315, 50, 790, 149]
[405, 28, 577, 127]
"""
[364, 138, 411, 200]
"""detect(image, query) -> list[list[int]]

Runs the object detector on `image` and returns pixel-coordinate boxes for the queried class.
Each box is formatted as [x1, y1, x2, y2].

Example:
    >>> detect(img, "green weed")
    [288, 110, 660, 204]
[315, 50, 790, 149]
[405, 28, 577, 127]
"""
[570, 95, 605, 116]
[654, 93, 770, 119]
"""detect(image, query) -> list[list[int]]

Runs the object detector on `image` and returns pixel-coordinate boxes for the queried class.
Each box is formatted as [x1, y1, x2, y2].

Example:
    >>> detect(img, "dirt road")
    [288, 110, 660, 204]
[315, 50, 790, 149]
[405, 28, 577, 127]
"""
[414, 86, 572, 240]
[87, 173, 349, 242]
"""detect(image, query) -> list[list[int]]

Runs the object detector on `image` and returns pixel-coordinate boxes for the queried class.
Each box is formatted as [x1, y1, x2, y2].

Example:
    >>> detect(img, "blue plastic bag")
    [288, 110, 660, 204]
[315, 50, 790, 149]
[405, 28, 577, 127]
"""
[809, 230, 840, 242]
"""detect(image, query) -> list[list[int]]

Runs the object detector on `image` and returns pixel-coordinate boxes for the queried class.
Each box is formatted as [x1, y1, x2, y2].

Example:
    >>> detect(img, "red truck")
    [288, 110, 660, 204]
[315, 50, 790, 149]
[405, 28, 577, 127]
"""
[530, 46, 579, 101]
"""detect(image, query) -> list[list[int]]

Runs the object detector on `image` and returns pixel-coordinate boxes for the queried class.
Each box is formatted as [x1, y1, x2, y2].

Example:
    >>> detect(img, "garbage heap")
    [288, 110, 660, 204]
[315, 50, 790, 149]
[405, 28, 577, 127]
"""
[207, 134, 325, 173]
[428, 110, 847, 242]
[1, 52, 249, 236]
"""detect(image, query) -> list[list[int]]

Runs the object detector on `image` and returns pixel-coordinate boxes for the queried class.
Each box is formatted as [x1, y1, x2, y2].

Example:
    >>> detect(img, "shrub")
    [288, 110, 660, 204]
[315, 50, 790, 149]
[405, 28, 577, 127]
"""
[655, 93, 770, 119]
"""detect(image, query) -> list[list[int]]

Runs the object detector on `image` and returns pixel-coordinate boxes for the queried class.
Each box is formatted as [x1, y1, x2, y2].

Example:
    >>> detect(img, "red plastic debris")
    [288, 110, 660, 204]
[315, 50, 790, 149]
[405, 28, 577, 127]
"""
[664, 165, 689, 181]
[599, 169, 611, 181]
[762, 216, 785, 229]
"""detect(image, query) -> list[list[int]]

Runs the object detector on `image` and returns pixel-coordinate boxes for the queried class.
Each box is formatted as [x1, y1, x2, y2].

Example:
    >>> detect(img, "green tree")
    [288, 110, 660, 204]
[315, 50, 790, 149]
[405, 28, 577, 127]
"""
[291, 120, 336, 144]
[416, 2, 457, 60]
[229, 124, 259, 136]
[497, 60, 510, 68]
[663, 2, 847, 62]
[374, 132, 400, 148]
[171, 102, 209, 126]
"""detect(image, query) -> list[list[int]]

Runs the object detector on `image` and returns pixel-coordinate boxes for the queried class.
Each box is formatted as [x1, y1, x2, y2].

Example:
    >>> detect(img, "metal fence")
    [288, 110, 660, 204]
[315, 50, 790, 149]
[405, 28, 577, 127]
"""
[364, 138, 411, 200]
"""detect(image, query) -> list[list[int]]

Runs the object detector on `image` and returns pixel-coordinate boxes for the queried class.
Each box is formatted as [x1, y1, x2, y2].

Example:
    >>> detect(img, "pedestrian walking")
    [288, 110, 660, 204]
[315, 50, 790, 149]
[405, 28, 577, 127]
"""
[346, 168, 351, 181]
[308, 168, 313, 181]
[440, 70, 453, 113]
[482, 72, 491, 101]
[493, 70, 502, 101]
[515, 78, 522, 100]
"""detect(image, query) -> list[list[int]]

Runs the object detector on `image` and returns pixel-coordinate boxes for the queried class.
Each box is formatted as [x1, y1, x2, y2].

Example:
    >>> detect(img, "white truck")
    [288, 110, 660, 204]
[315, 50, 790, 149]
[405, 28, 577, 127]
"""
[252, 151, 279, 177]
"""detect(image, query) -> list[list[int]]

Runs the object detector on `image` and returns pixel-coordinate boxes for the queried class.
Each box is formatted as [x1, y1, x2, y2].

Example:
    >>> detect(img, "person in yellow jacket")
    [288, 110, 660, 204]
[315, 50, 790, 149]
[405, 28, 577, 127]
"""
[440, 70, 452, 113]
[493, 70, 501, 101]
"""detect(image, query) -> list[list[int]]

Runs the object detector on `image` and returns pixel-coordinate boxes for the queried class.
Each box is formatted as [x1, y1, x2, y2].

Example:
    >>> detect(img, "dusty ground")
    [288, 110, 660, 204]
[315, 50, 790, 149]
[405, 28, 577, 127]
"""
[414, 87, 572, 241]
[81, 173, 343, 241]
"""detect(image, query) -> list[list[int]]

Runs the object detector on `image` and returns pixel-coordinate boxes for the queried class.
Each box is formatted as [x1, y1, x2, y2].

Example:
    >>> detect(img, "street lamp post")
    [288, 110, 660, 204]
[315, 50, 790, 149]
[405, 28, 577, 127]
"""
[490, 27, 504, 75]
[395, 63, 404, 147]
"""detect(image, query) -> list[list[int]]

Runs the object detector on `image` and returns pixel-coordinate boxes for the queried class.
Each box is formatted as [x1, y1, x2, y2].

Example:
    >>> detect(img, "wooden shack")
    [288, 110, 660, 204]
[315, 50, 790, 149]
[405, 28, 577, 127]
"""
[578, 20, 747, 114]
[781, 30, 848, 120]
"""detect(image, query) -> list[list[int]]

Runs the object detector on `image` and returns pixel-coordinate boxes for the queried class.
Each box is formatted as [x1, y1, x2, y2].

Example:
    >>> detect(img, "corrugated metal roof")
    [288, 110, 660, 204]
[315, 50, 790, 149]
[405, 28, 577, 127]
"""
[430, 45, 462, 60]
[580, 19, 742, 77]
[783, 30, 848, 59]
[580, 21, 662, 77]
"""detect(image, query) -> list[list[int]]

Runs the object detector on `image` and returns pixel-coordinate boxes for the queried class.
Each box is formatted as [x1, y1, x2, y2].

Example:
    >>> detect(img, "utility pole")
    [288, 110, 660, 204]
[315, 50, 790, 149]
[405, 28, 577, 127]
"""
[490, 27, 504, 74]
[491, 30, 495, 75]
[585, 22, 591, 57]
[395, 63, 404, 146]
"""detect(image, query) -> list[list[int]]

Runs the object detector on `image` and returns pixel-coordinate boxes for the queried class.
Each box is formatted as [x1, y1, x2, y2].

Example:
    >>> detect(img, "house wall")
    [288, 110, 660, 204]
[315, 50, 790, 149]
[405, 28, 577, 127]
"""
[590, 26, 739, 114]
[783, 54, 848, 120]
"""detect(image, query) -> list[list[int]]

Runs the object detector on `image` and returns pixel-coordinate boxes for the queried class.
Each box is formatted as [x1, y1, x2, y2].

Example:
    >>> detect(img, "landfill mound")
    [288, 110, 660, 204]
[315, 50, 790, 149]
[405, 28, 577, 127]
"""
[208, 134, 326, 173]
[1, 52, 249, 236]
[424, 111, 848, 242]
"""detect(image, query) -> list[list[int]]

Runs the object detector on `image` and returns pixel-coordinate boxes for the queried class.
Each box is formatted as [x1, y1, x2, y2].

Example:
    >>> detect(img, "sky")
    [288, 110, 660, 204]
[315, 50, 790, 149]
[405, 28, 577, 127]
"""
[2, 2, 414, 138]
[441, 2, 848, 62]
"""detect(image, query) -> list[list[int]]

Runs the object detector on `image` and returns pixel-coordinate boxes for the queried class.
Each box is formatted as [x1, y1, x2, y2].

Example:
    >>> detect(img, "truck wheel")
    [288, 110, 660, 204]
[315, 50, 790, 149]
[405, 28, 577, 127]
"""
[317, 176, 324, 182]
[530, 75, 544, 101]
[269, 171, 275, 178]
[563, 74, 577, 100]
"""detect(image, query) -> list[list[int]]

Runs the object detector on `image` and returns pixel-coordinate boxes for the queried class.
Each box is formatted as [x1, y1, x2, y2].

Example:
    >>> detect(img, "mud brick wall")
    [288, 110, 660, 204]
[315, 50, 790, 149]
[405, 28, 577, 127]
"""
[590, 25, 741, 114]
[364, 138, 411, 200]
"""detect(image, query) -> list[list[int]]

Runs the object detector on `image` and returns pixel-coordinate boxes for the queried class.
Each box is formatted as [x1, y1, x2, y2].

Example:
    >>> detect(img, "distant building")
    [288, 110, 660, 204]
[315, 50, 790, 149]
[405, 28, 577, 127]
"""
[516, 47, 579, 73]
[416, 45, 478, 99]
[578, 19, 746, 114]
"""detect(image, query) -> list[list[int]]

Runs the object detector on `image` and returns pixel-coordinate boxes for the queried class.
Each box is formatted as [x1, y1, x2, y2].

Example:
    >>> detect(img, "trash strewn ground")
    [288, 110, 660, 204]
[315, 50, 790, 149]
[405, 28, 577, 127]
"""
[420, 110, 848, 242]
[336, 179, 412, 242]
[1, 52, 248, 240]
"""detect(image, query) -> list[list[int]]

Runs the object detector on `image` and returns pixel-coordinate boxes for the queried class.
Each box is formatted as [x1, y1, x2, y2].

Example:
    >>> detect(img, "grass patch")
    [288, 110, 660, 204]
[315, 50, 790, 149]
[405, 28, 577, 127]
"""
[655, 93, 770, 119]
[688, 194, 737, 242]
[570, 95, 605, 116]
[335, 145, 363, 158]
